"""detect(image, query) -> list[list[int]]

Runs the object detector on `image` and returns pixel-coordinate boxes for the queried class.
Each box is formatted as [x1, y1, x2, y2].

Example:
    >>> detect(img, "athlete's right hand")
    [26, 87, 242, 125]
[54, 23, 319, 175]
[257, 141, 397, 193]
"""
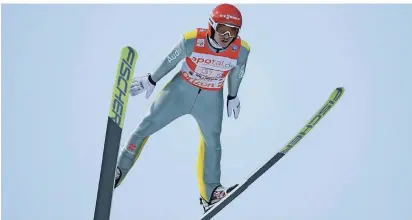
[130, 74, 156, 99]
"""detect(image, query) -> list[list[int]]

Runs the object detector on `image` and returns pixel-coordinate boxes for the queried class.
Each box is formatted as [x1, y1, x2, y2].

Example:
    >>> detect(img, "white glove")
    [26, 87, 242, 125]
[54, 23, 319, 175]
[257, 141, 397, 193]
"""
[227, 95, 240, 119]
[130, 74, 156, 99]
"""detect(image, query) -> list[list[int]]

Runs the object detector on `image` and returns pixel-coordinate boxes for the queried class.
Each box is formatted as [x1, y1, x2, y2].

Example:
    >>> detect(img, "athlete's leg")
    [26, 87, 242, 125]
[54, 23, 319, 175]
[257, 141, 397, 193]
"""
[115, 74, 196, 187]
[190, 89, 225, 202]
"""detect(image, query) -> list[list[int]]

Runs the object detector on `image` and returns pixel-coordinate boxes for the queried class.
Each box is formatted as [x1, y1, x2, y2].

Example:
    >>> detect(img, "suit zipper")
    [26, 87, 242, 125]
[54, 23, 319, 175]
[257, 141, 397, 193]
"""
[189, 88, 202, 113]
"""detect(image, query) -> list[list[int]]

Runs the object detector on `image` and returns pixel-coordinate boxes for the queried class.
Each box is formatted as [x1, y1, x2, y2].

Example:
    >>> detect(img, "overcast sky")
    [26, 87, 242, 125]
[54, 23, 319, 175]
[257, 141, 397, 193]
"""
[2, 4, 412, 220]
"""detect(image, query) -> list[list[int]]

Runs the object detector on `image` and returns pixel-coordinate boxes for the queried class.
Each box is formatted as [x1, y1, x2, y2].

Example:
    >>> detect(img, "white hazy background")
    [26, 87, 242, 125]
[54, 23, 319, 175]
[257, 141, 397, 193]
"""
[2, 4, 412, 220]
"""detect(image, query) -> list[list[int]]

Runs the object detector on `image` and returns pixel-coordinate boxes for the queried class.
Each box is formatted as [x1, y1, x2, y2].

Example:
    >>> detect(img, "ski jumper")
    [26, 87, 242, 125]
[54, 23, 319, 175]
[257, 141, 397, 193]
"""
[116, 28, 250, 202]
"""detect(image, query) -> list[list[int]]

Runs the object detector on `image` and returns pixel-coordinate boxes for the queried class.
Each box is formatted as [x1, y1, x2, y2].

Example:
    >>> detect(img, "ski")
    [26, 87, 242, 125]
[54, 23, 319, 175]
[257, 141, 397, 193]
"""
[93, 46, 138, 220]
[201, 87, 345, 220]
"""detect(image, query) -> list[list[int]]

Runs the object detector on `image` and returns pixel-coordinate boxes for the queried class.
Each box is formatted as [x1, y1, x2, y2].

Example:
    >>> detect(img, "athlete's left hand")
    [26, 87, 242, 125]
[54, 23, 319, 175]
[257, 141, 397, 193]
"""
[227, 95, 240, 119]
[130, 74, 156, 98]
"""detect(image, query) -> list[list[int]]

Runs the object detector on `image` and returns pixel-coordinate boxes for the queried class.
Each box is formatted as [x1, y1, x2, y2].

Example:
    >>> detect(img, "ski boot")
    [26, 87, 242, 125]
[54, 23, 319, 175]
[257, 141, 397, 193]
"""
[114, 167, 122, 189]
[200, 184, 238, 213]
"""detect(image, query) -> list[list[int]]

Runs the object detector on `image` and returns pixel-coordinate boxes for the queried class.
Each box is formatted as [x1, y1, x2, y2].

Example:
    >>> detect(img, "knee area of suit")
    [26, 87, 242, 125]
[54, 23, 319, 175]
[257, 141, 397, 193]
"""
[201, 140, 222, 150]
[132, 123, 154, 138]
[130, 130, 148, 139]
[200, 132, 221, 144]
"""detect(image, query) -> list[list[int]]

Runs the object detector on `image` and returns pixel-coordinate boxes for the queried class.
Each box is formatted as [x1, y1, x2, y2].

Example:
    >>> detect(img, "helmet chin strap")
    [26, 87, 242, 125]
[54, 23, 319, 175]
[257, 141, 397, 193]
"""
[208, 35, 224, 49]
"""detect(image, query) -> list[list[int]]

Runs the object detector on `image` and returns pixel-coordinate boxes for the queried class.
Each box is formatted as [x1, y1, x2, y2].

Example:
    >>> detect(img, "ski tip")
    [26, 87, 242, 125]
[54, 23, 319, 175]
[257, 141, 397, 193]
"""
[336, 85, 345, 90]
[121, 46, 138, 58]
[335, 86, 345, 93]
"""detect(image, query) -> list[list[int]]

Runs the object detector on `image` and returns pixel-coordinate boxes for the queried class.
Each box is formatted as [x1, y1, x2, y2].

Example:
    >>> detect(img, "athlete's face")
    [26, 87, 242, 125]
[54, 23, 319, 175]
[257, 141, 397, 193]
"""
[214, 33, 234, 48]
[214, 24, 239, 48]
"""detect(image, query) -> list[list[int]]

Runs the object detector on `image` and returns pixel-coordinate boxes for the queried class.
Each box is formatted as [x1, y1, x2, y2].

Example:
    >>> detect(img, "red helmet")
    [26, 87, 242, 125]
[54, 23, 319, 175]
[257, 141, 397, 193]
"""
[208, 4, 243, 38]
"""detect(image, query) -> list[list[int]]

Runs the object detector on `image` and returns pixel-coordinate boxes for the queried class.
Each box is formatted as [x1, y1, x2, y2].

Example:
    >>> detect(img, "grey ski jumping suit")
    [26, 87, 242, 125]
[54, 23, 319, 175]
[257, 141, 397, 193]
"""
[116, 28, 250, 202]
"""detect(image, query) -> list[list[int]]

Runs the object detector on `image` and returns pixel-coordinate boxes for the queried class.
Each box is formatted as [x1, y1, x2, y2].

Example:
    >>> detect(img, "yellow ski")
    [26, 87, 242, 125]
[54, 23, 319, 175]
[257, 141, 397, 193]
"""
[201, 87, 345, 220]
[94, 46, 138, 220]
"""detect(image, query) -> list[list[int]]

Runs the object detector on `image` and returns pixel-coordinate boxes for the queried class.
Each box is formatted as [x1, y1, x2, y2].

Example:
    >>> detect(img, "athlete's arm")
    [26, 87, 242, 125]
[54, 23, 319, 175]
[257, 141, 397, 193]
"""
[150, 39, 187, 83]
[227, 41, 250, 98]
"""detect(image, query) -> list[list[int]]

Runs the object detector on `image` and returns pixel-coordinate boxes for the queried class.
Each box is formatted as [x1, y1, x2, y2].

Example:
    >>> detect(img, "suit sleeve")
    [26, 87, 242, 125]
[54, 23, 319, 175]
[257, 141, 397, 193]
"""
[150, 39, 186, 82]
[227, 43, 250, 97]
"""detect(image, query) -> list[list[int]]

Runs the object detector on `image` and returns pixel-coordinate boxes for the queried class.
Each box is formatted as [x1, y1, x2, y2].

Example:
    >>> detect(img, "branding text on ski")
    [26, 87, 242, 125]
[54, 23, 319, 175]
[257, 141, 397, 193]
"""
[110, 47, 136, 127]
[280, 88, 344, 154]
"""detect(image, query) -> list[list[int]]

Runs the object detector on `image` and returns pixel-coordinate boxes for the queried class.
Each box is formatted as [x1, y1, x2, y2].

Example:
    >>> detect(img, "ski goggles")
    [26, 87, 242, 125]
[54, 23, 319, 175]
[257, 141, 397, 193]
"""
[215, 23, 239, 38]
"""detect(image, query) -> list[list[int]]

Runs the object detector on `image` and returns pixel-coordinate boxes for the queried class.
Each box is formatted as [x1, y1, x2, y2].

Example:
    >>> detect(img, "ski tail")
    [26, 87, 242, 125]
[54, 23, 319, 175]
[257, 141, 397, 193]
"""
[94, 46, 138, 220]
[201, 87, 345, 220]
